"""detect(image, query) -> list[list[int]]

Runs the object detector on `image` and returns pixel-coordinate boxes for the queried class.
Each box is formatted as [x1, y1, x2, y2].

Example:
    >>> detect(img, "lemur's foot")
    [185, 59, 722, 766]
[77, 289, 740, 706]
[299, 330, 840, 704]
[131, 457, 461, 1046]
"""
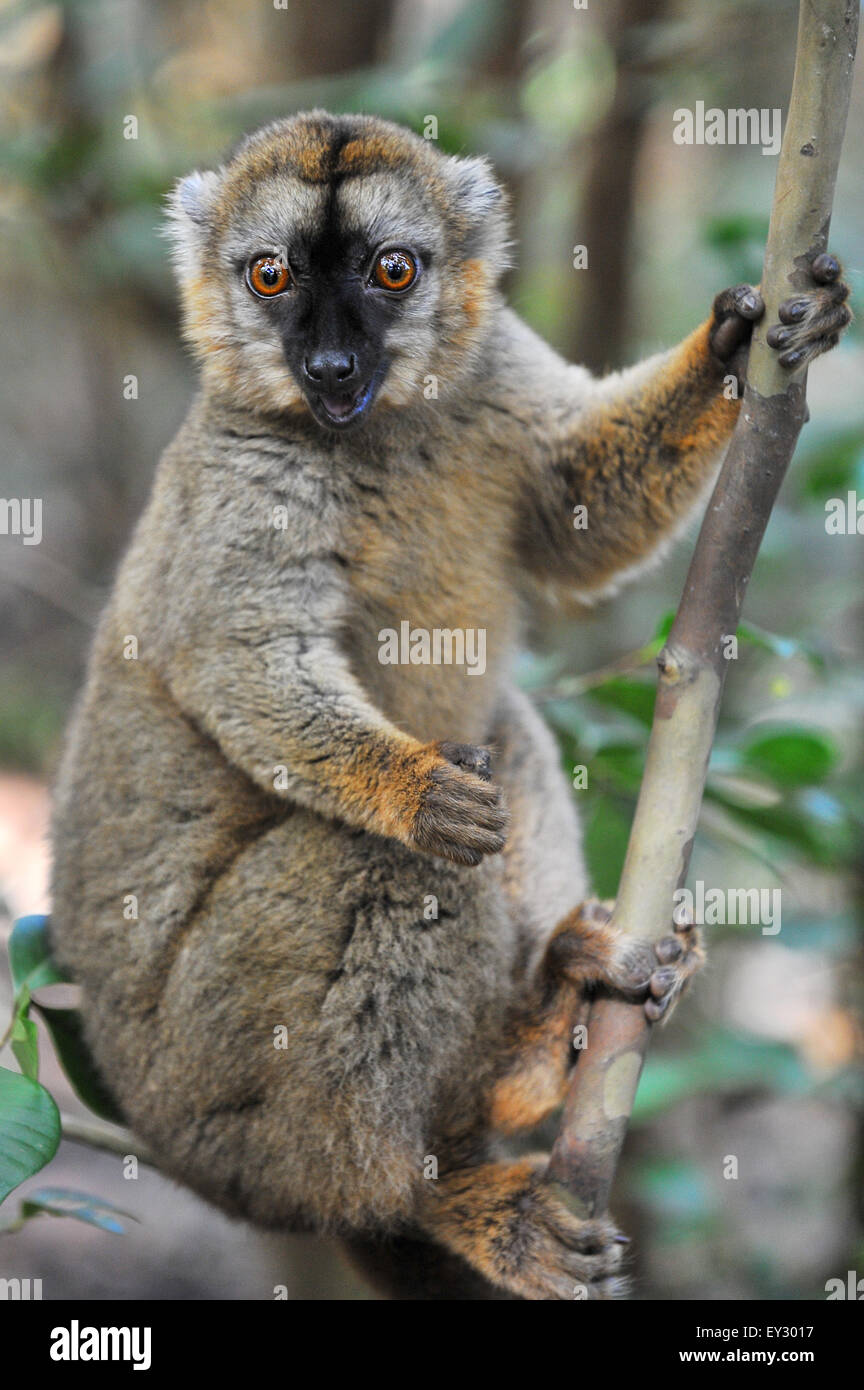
[499, 1170, 628, 1301]
[410, 740, 508, 866]
[545, 898, 704, 1022]
[766, 253, 851, 369]
[423, 1157, 628, 1301]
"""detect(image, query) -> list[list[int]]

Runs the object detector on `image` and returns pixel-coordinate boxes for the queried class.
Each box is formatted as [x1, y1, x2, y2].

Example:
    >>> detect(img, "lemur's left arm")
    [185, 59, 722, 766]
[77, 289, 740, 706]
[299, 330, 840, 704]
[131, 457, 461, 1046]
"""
[512, 255, 850, 598]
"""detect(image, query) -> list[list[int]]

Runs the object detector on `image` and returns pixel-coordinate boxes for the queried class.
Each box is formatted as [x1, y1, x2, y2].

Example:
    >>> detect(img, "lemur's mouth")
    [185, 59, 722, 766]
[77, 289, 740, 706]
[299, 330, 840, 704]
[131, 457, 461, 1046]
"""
[316, 382, 373, 426]
[305, 361, 388, 430]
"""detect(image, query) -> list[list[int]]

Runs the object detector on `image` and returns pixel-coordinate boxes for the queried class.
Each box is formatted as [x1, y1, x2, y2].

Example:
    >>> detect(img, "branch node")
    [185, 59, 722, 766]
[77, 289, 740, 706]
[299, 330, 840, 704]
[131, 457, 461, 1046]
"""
[656, 641, 697, 685]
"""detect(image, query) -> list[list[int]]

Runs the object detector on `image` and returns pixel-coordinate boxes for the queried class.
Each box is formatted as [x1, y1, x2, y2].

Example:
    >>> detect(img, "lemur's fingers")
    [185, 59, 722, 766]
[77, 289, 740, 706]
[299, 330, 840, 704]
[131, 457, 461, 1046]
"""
[709, 283, 765, 363]
[411, 743, 508, 865]
[812, 252, 842, 284]
[766, 252, 851, 370]
[437, 740, 492, 782]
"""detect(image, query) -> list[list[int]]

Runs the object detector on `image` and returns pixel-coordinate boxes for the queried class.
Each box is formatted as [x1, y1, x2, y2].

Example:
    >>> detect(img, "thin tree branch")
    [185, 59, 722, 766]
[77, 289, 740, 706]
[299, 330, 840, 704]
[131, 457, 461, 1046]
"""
[545, 0, 859, 1219]
[60, 1111, 152, 1164]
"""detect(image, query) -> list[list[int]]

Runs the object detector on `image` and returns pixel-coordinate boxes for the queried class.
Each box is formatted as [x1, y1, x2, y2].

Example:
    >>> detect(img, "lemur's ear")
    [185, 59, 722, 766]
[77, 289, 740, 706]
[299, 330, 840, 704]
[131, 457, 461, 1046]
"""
[170, 169, 221, 224]
[445, 154, 510, 268]
[446, 155, 504, 224]
[163, 169, 222, 271]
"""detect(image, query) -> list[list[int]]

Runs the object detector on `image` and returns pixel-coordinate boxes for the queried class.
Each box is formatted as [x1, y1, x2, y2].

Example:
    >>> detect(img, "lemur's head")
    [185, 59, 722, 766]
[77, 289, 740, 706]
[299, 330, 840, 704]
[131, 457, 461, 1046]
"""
[166, 111, 510, 428]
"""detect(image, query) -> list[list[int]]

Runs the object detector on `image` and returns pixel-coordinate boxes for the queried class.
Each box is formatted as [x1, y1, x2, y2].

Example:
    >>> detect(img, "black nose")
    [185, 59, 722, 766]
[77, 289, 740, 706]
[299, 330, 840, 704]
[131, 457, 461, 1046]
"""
[302, 351, 358, 393]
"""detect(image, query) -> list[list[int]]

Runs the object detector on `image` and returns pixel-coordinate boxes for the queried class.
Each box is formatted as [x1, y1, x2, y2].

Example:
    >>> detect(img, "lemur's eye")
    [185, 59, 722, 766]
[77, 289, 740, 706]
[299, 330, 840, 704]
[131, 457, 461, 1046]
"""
[248, 256, 291, 297]
[372, 248, 417, 293]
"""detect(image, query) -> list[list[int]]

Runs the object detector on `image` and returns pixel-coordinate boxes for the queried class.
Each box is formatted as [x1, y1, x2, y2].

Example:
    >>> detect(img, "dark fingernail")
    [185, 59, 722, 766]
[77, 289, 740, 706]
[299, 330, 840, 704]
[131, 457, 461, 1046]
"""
[767, 326, 789, 348]
[780, 348, 806, 368]
[812, 252, 840, 283]
[779, 299, 808, 324]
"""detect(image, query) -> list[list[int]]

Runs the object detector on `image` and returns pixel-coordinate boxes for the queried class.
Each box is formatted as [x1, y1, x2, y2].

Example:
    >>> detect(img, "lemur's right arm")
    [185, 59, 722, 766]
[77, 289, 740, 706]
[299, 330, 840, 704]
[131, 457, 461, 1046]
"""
[507, 257, 849, 601]
[135, 543, 505, 866]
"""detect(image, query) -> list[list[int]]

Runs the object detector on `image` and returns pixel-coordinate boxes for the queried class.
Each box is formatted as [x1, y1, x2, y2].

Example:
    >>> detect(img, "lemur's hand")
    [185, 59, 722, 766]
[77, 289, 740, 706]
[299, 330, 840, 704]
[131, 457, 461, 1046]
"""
[410, 741, 508, 866]
[765, 253, 851, 369]
[709, 252, 851, 385]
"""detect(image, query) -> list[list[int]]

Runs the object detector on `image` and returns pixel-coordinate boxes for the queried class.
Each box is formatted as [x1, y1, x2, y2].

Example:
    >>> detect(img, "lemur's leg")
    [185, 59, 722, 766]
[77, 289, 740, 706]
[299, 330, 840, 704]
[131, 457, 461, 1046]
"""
[488, 901, 703, 1136]
[518, 253, 850, 597]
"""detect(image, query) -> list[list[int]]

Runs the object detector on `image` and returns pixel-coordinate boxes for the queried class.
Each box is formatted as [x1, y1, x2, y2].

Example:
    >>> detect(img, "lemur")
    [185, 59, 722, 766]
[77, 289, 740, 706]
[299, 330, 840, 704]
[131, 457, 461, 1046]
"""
[50, 111, 849, 1299]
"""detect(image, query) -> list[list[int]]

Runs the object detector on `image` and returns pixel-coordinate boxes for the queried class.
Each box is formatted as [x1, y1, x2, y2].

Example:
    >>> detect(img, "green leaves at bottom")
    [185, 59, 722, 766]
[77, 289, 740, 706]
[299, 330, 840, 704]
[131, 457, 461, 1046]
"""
[0, 1067, 60, 1205]
[20, 1187, 136, 1235]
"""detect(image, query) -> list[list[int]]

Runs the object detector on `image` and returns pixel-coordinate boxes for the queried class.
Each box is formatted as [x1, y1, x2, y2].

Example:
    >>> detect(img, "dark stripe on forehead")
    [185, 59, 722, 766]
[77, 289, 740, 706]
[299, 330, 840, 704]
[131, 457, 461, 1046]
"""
[216, 115, 453, 234]
[319, 126, 351, 270]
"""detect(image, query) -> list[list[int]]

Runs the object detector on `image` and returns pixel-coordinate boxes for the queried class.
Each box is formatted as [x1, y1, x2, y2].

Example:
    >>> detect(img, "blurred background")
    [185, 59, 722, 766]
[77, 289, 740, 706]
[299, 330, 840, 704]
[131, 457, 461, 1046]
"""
[1, 0, 863, 1300]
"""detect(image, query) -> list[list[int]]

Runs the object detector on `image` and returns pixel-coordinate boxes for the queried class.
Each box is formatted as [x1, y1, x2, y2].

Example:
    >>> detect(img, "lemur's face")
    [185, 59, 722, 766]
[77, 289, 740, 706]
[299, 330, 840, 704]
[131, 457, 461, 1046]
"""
[168, 113, 509, 428]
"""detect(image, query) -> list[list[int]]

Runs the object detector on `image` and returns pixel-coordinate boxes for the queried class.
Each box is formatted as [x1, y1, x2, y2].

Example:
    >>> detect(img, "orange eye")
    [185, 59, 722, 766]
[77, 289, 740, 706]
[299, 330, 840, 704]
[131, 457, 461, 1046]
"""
[373, 249, 417, 292]
[248, 256, 291, 297]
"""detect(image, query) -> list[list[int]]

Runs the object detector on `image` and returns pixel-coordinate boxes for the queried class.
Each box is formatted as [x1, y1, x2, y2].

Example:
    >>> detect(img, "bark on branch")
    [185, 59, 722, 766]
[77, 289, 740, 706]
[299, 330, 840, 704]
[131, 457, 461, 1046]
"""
[545, 0, 859, 1220]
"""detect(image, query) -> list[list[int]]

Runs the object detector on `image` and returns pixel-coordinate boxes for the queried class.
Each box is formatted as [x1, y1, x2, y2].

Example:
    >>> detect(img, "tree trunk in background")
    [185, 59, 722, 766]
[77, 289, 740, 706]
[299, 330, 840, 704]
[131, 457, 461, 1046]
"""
[568, 0, 669, 372]
[480, 0, 534, 299]
[280, 0, 397, 75]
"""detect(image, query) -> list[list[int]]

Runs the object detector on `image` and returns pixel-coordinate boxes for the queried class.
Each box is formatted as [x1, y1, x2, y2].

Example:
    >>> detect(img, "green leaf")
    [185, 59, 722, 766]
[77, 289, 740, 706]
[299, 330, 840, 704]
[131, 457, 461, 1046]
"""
[21, 1187, 136, 1236]
[651, 610, 676, 644]
[704, 212, 770, 251]
[583, 795, 632, 898]
[587, 676, 657, 727]
[703, 214, 768, 284]
[11, 1012, 39, 1083]
[9, 915, 66, 995]
[633, 1160, 714, 1220]
[738, 726, 839, 788]
[633, 1030, 810, 1121]
[797, 428, 864, 502]
[34, 1006, 124, 1126]
[591, 742, 645, 794]
[0, 1067, 60, 1205]
[706, 790, 855, 867]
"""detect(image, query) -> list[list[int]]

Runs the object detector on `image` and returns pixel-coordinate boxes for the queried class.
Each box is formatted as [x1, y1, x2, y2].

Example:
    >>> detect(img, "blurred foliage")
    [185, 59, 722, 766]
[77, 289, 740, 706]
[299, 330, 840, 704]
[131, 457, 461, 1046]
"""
[0, 914, 129, 1231]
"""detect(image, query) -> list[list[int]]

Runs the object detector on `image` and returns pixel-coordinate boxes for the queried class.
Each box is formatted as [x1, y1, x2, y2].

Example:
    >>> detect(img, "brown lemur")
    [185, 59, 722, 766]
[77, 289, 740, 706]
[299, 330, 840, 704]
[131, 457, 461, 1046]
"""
[50, 111, 849, 1300]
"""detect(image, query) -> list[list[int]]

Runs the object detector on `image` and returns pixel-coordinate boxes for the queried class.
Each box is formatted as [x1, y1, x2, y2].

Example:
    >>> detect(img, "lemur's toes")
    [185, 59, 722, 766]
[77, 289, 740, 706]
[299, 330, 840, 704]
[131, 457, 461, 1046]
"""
[646, 912, 704, 1023]
[577, 898, 614, 928]
[654, 933, 682, 965]
[545, 897, 703, 1023]
[508, 1178, 629, 1300]
[766, 253, 850, 369]
[709, 283, 765, 363]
